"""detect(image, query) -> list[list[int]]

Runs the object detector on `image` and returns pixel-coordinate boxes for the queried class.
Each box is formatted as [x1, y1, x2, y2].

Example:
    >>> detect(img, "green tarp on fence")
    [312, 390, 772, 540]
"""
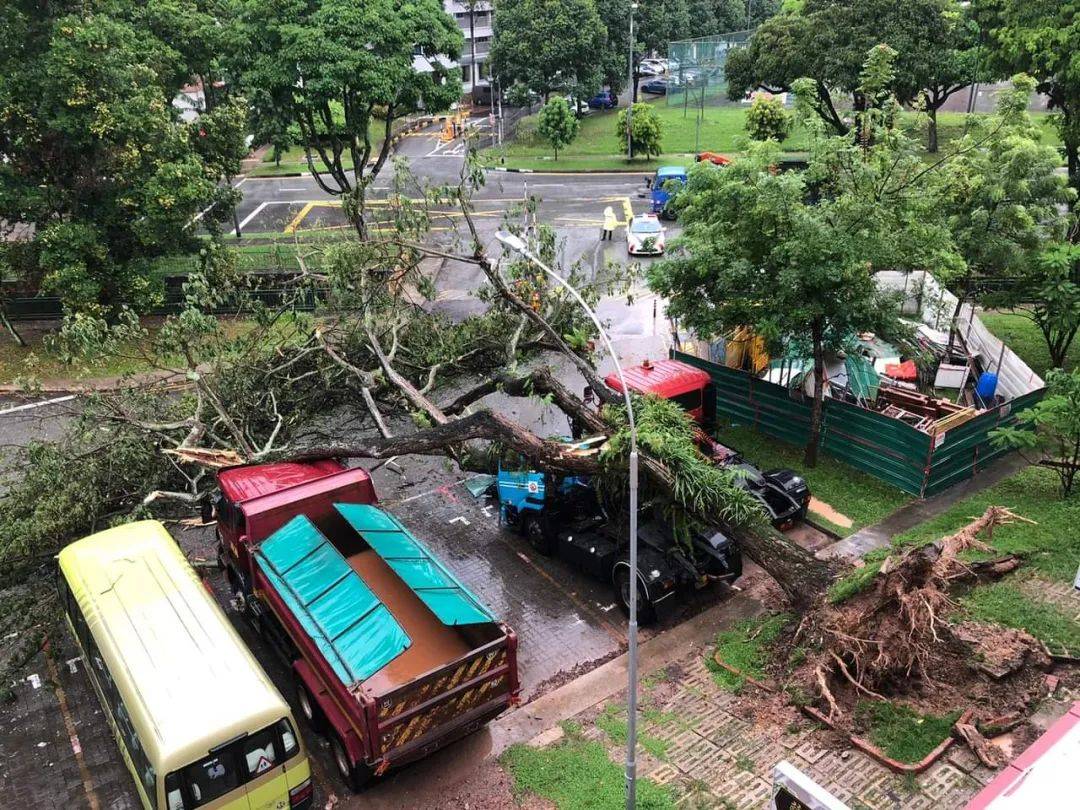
[672, 351, 1042, 496]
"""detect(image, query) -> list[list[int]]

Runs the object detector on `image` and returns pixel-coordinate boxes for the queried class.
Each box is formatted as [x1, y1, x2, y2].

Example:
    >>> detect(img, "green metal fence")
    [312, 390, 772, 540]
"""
[672, 351, 1043, 497]
[666, 31, 752, 110]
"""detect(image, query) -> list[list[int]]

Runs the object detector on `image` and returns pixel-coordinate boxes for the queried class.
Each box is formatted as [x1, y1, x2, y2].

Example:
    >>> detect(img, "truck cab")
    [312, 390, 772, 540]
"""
[648, 166, 688, 219]
[604, 358, 812, 527]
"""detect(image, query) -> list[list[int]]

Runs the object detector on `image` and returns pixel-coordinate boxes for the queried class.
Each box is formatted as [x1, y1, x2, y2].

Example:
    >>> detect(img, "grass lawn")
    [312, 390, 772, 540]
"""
[960, 581, 1080, 657]
[856, 701, 960, 764]
[0, 329, 163, 384]
[501, 736, 677, 810]
[482, 104, 1063, 171]
[706, 613, 790, 692]
[979, 309, 1078, 377]
[719, 424, 911, 536]
[830, 465, 1080, 623]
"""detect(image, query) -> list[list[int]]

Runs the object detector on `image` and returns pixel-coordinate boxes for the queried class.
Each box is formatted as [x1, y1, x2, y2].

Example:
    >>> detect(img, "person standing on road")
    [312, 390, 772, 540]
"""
[601, 206, 618, 241]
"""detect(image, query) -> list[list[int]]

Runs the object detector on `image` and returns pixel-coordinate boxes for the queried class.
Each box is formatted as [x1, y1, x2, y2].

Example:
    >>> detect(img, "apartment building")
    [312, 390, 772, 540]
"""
[444, 0, 494, 95]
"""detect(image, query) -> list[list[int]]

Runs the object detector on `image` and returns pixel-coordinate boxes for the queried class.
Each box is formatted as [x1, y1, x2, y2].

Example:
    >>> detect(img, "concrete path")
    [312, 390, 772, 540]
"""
[819, 452, 1031, 561]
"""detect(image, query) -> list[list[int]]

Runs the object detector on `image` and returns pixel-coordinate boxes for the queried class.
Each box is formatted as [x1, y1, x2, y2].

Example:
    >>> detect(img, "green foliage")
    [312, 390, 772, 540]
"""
[537, 98, 581, 160]
[856, 702, 959, 764]
[992, 368, 1080, 497]
[490, 0, 606, 100]
[827, 548, 889, 603]
[728, 0, 979, 136]
[744, 94, 792, 142]
[0, 4, 244, 314]
[616, 103, 664, 159]
[960, 581, 1080, 657]
[972, 0, 1080, 192]
[706, 613, 790, 691]
[600, 395, 765, 529]
[501, 738, 677, 810]
[235, 0, 463, 195]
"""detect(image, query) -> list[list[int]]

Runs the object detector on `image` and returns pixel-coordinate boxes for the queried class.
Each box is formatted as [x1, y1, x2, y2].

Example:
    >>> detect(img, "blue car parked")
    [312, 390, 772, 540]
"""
[649, 165, 688, 219]
[588, 90, 618, 110]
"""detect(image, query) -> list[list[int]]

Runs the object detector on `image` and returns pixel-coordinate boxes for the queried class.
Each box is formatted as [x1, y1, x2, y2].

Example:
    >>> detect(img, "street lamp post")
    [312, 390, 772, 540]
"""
[495, 231, 640, 807]
[627, 4, 637, 162]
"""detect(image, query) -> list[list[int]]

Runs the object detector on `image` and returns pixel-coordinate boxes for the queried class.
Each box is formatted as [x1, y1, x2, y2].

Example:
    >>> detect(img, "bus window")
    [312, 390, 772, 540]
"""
[277, 718, 299, 758]
[184, 753, 240, 806]
[242, 727, 279, 777]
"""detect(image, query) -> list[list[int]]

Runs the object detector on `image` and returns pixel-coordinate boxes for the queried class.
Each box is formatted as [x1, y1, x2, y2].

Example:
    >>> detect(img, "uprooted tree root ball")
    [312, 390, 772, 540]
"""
[735, 507, 1073, 766]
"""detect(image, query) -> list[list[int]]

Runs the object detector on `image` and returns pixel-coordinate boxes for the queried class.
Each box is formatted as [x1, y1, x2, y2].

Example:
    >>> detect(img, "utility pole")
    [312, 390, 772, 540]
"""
[627, 3, 637, 162]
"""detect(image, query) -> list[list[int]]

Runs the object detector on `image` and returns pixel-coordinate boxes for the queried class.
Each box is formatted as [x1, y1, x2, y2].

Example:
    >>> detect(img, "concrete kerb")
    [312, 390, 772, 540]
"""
[486, 591, 763, 758]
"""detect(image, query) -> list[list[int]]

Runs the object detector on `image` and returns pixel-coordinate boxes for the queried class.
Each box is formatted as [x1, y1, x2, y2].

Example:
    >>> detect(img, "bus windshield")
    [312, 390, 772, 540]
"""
[166, 719, 299, 808]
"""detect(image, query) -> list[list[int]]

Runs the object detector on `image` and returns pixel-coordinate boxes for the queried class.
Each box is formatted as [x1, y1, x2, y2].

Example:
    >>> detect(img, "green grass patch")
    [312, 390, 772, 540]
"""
[718, 425, 911, 536]
[594, 704, 670, 759]
[960, 581, 1080, 657]
[856, 701, 960, 764]
[501, 737, 677, 810]
[706, 613, 790, 691]
[979, 309, 1079, 377]
[482, 106, 1063, 172]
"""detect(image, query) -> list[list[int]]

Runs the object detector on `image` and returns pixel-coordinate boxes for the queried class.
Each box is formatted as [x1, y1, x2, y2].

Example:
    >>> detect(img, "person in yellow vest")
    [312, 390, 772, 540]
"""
[601, 206, 618, 241]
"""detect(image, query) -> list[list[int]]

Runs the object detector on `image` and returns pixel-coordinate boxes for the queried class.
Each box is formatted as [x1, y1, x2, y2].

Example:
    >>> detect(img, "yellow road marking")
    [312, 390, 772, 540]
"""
[283, 202, 316, 234]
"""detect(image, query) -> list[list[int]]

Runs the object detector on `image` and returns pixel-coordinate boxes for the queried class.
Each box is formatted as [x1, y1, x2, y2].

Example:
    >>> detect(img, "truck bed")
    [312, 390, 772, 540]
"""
[346, 549, 470, 695]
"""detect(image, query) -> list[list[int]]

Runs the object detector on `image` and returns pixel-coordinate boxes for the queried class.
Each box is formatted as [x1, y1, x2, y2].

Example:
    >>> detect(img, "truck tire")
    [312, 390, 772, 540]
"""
[612, 566, 657, 625]
[331, 734, 373, 792]
[521, 514, 556, 557]
[295, 679, 326, 734]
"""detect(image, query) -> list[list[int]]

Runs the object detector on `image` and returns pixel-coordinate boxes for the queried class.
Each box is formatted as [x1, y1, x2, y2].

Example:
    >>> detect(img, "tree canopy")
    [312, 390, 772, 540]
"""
[537, 97, 581, 159]
[972, 0, 1080, 192]
[233, 0, 462, 231]
[490, 0, 606, 101]
[0, 1, 246, 315]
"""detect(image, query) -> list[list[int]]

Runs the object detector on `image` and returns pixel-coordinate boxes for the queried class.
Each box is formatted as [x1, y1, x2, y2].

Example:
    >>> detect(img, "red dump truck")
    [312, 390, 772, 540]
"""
[213, 460, 519, 791]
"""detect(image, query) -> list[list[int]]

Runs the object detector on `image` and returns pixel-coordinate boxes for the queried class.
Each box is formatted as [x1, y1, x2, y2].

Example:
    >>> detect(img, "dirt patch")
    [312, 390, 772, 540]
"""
[809, 497, 853, 528]
[401, 759, 554, 810]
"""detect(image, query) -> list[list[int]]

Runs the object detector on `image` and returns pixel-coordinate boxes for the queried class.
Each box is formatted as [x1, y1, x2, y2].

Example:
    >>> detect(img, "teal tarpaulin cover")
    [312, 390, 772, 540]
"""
[255, 515, 410, 686]
[336, 503, 496, 626]
[846, 354, 881, 402]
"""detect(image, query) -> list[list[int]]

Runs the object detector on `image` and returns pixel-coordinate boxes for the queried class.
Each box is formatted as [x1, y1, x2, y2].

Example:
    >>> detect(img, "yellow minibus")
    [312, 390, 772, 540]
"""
[57, 520, 313, 810]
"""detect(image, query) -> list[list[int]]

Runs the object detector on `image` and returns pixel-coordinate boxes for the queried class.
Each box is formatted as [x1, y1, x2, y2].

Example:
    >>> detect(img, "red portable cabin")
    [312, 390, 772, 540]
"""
[604, 358, 712, 423]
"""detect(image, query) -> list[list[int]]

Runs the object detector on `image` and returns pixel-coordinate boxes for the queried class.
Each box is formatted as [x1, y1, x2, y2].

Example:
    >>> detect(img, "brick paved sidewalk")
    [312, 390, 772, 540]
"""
[532, 648, 1079, 810]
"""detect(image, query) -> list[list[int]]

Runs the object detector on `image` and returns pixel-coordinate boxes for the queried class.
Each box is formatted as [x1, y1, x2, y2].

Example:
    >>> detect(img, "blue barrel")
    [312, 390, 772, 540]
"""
[976, 371, 998, 401]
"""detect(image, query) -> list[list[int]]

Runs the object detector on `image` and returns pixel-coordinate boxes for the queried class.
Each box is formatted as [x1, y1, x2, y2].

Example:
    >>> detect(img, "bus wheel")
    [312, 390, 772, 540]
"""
[331, 734, 373, 792]
[613, 567, 657, 625]
[295, 679, 326, 734]
[522, 514, 555, 556]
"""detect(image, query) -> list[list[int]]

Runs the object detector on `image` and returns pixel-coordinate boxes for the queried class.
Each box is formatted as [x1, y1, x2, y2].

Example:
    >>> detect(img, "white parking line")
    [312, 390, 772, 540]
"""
[0, 394, 76, 416]
[234, 201, 268, 235]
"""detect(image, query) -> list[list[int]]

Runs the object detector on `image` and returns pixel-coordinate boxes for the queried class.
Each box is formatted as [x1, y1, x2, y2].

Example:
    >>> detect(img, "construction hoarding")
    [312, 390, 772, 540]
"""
[672, 351, 1042, 497]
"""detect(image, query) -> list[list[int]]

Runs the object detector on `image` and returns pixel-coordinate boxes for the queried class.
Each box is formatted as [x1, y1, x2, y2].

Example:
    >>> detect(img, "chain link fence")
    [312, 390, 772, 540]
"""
[665, 31, 752, 110]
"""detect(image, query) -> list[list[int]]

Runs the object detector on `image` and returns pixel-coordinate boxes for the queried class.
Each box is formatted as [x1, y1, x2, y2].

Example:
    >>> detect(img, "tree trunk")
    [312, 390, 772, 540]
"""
[0, 304, 26, 347]
[804, 319, 825, 468]
[927, 105, 939, 153]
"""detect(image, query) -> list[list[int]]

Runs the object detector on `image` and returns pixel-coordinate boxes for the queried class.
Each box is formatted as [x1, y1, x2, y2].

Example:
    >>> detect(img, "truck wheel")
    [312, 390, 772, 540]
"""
[331, 734, 373, 792]
[295, 679, 326, 734]
[521, 514, 555, 557]
[613, 567, 657, 625]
